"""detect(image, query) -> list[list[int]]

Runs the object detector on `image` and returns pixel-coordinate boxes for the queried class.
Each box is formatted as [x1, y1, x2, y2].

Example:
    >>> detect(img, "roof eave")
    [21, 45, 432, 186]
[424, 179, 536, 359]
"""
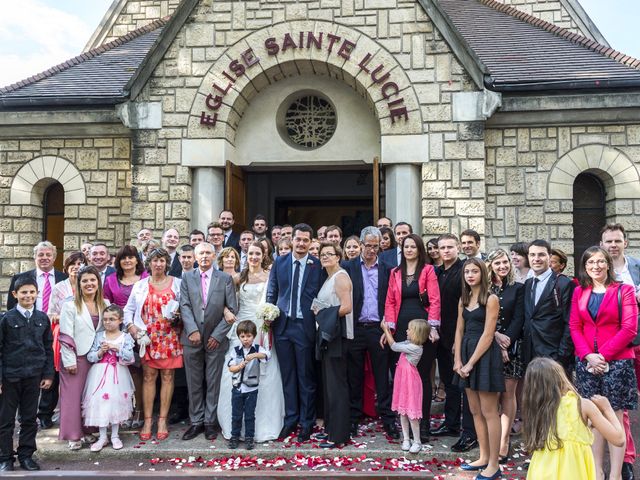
[486, 76, 640, 93]
[416, 0, 490, 91]
[124, 0, 200, 101]
[0, 96, 126, 109]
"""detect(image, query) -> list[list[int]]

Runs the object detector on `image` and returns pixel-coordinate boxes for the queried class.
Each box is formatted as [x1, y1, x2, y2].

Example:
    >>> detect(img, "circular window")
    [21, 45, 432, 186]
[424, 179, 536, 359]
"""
[281, 94, 337, 149]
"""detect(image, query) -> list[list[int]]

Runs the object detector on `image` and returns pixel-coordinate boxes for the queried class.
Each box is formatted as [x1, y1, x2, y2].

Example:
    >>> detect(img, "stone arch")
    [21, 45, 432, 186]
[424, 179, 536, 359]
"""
[548, 144, 640, 200]
[10, 156, 87, 205]
[186, 20, 424, 144]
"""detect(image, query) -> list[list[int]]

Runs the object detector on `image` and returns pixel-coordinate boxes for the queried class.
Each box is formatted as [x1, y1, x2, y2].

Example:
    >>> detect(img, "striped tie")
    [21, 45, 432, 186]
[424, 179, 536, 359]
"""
[42, 272, 51, 313]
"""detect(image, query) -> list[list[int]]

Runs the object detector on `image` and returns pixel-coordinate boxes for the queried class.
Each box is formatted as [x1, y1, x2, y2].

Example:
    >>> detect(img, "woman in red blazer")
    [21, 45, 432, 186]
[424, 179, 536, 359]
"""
[570, 246, 638, 480]
[384, 234, 440, 438]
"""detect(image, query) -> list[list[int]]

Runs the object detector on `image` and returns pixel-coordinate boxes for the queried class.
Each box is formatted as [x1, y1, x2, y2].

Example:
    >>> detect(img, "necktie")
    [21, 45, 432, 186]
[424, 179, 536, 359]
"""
[201, 271, 208, 309]
[291, 260, 301, 319]
[24, 309, 31, 325]
[42, 272, 51, 313]
[531, 278, 540, 306]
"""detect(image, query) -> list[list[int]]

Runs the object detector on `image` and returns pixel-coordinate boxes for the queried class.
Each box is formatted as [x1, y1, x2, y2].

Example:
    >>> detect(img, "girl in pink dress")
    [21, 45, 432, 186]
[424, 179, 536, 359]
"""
[381, 318, 430, 454]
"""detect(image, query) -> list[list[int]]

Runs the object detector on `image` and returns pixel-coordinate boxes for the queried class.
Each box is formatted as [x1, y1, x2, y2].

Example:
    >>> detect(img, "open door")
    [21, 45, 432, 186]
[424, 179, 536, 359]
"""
[44, 182, 65, 271]
[373, 156, 380, 224]
[225, 160, 247, 230]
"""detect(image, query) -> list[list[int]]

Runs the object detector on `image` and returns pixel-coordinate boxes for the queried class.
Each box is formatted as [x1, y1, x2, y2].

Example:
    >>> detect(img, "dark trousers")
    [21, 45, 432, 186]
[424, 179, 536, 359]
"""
[170, 367, 189, 415]
[348, 324, 394, 424]
[274, 318, 316, 429]
[0, 376, 40, 462]
[231, 389, 258, 439]
[37, 371, 59, 421]
[436, 342, 476, 438]
[322, 344, 351, 444]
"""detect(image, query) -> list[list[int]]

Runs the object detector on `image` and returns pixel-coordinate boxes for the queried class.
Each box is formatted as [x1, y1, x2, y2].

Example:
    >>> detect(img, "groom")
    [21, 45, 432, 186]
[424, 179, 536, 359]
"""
[267, 223, 322, 442]
[180, 242, 238, 441]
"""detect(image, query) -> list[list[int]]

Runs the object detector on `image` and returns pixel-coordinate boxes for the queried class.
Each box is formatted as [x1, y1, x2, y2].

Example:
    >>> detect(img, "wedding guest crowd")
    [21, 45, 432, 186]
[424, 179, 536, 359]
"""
[1, 213, 638, 480]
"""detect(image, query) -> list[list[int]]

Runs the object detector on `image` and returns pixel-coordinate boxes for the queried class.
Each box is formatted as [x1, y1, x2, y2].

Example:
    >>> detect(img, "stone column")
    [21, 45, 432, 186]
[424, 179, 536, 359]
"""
[385, 164, 421, 234]
[191, 167, 224, 232]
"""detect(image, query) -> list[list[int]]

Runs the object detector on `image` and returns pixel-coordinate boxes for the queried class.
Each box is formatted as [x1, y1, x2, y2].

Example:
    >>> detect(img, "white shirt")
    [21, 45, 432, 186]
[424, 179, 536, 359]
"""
[35, 268, 56, 311]
[614, 257, 635, 287]
[532, 267, 553, 306]
[290, 253, 309, 318]
[16, 304, 35, 320]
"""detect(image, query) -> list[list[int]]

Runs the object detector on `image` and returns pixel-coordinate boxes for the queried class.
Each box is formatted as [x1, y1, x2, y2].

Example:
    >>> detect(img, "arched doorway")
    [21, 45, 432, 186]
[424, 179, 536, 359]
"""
[44, 182, 65, 271]
[573, 172, 606, 274]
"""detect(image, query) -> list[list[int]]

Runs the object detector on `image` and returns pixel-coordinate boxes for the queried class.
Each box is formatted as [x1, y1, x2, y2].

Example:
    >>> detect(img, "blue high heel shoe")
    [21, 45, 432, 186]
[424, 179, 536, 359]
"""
[461, 463, 488, 471]
[475, 467, 502, 480]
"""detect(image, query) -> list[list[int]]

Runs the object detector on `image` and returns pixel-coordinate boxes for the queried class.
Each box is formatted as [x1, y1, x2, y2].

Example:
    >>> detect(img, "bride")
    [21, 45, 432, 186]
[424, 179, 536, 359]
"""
[218, 241, 285, 441]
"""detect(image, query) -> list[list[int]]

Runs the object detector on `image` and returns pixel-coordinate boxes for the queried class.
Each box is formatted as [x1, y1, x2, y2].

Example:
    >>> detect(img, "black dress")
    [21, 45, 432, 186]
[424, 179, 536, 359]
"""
[455, 306, 505, 392]
[395, 278, 428, 343]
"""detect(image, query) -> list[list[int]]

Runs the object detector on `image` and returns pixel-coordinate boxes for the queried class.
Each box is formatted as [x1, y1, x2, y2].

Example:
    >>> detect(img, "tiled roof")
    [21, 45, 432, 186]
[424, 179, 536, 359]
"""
[0, 18, 167, 107]
[438, 0, 640, 90]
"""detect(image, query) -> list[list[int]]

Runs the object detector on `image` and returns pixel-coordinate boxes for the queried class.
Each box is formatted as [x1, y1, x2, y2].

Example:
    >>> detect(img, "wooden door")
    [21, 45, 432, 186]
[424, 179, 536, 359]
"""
[225, 161, 247, 230]
[44, 182, 65, 271]
[373, 156, 380, 223]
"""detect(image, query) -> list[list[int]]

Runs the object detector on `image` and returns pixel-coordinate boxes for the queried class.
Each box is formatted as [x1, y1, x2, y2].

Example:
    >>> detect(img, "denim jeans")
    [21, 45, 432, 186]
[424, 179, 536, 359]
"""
[231, 389, 258, 439]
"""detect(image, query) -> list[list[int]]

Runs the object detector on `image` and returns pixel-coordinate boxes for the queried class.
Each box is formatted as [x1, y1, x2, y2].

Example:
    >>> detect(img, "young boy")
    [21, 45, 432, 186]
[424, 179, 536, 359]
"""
[227, 320, 269, 450]
[0, 276, 54, 471]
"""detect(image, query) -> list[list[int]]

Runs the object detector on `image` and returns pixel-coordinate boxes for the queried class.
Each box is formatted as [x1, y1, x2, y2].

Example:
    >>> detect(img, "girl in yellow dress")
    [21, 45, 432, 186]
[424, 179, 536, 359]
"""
[522, 358, 625, 480]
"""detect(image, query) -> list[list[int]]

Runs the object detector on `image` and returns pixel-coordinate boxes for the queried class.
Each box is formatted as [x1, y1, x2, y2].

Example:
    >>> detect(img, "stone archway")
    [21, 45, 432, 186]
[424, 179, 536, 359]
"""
[548, 144, 640, 200]
[10, 156, 87, 205]
[185, 20, 424, 143]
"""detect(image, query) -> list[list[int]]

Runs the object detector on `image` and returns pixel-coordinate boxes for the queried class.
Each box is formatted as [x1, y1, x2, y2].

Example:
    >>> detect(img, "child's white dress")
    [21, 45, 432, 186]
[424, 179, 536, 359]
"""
[82, 331, 135, 427]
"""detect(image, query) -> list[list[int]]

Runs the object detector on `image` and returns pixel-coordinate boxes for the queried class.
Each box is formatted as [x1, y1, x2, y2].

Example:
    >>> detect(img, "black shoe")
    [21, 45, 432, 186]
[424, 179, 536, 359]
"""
[278, 424, 296, 440]
[383, 422, 400, 439]
[245, 438, 255, 450]
[168, 410, 189, 425]
[451, 435, 478, 453]
[430, 424, 459, 437]
[182, 424, 205, 441]
[622, 462, 635, 480]
[297, 427, 312, 442]
[38, 416, 54, 429]
[204, 424, 218, 441]
[0, 460, 14, 471]
[19, 457, 40, 471]
[319, 441, 339, 448]
[350, 422, 359, 437]
[228, 437, 239, 449]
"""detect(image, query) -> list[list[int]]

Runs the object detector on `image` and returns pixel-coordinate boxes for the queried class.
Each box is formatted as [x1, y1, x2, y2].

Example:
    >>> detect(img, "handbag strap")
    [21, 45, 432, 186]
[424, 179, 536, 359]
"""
[617, 284, 622, 330]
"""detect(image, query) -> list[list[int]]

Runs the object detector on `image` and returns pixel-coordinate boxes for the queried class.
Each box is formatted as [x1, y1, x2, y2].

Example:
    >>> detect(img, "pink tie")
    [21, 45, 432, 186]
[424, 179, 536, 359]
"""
[201, 272, 208, 309]
[42, 272, 51, 313]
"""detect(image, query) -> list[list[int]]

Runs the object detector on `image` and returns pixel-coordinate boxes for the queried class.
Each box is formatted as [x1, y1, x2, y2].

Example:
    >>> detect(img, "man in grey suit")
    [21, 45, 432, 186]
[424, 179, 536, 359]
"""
[179, 242, 237, 441]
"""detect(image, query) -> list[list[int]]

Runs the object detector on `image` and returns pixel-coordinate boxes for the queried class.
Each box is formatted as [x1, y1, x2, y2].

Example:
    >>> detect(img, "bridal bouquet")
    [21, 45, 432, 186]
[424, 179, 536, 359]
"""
[256, 303, 280, 352]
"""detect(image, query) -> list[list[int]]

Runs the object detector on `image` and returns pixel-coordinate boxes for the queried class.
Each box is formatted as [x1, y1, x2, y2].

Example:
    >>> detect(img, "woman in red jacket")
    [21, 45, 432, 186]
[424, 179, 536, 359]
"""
[570, 246, 638, 480]
[384, 233, 440, 439]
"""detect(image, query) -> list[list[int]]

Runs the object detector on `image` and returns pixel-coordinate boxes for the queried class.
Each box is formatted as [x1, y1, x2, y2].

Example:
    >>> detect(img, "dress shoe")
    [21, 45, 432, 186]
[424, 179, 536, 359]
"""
[19, 457, 40, 471]
[297, 427, 312, 442]
[38, 416, 54, 429]
[383, 422, 400, 439]
[319, 441, 340, 448]
[0, 460, 14, 471]
[430, 424, 459, 437]
[350, 422, 359, 437]
[461, 462, 488, 471]
[278, 424, 296, 440]
[169, 410, 189, 425]
[451, 435, 479, 453]
[204, 424, 218, 440]
[474, 467, 502, 480]
[182, 424, 205, 441]
[622, 462, 635, 480]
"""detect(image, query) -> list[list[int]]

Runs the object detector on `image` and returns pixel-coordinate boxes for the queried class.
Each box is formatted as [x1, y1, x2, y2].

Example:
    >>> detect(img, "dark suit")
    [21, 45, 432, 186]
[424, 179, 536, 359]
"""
[168, 251, 182, 278]
[343, 257, 394, 426]
[379, 248, 400, 271]
[626, 255, 640, 285]
[522, 270, 575, 371]
[6, 269, 67, 311]
[266, 253, 322, 430]
[223, 231, 240, 252]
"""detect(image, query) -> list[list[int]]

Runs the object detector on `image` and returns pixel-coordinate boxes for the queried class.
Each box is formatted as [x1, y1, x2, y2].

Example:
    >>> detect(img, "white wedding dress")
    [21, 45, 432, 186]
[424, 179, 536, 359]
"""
[218, 281, 285, 441]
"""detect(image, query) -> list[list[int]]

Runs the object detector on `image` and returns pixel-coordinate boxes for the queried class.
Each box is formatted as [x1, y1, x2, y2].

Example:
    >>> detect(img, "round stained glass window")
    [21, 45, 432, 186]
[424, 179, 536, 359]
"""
[283, 95, 337, 149]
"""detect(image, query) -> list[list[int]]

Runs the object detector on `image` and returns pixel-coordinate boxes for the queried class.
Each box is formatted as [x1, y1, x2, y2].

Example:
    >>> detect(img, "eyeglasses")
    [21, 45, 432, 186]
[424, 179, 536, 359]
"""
[319, 253, 337, 259]
[585, 259, 608, 266]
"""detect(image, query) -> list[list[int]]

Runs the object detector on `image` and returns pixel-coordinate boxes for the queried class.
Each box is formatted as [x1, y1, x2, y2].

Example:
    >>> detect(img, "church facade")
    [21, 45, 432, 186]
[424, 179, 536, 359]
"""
[2, 0, 640, 298]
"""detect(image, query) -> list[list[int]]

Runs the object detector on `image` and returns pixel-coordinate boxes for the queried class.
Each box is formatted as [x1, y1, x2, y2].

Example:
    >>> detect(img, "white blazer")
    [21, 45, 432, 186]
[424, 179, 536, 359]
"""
[123, 276, 181, 330]
[59, 299, 110, 368]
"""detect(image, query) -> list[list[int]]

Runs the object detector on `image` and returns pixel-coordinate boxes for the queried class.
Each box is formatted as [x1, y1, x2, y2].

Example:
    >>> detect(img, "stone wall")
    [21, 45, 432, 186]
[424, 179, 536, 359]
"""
[132, 0, 485, 237]
[485, 124, 640, 272]
[102, 0, 182, 44]
[494, 0, 581, 33]
[0, 136, 133, 299]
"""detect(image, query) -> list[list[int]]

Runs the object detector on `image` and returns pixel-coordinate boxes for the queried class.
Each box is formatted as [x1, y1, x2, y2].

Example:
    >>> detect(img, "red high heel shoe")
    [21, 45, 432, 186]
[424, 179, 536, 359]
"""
[139, 417, 153, 441]
[156, 416, 169, 441]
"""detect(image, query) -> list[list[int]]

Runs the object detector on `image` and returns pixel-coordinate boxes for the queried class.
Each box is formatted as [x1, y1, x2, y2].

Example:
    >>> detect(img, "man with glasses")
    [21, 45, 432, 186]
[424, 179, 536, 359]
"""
[343, 227, 399, 439]
[206, 222, 225, 266]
